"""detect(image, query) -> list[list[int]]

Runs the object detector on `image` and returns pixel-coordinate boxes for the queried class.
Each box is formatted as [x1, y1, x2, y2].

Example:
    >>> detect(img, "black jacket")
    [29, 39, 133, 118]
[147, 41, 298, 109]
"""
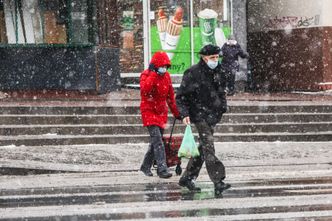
[221, 43, 248, 72]
[176, 59, 227, 126]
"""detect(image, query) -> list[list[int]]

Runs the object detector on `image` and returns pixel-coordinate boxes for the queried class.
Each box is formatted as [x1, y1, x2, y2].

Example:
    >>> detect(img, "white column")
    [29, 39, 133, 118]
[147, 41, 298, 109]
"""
[143, 0, 150, 67]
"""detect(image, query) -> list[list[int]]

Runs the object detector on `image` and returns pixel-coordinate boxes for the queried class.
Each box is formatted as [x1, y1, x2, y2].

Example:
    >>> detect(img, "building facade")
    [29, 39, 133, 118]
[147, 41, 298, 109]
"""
[118, 0, 233, 75]
[0, 0, 121, 93]
[1, 0, 329, 93]
[247, 0, 332, 91]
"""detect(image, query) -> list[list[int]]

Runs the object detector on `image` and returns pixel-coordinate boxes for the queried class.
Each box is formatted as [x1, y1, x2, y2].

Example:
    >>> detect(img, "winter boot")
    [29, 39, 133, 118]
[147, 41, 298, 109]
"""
[140, 166, 153, 177]
[153, 143, 171, 178]
[214, 181, 231, 197]
[140, 144, 154, 176]
[157, 170, 172, 179]
[179, 176, 201, 192]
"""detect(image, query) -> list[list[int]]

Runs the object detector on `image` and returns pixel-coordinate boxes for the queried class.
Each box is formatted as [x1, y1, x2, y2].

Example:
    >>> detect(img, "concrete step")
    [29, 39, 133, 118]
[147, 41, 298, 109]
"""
[0, 105, 331, 115]
[0, 106, 140, 115]
[121, 73, 183, 85]
[1, 132, 332, 146]
[0, 113, 332, 125]
[0, 122, 331, 136]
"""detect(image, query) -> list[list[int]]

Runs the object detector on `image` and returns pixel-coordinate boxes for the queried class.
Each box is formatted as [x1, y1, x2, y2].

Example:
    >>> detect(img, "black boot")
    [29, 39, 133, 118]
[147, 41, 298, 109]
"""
[140, 144, 154, 176]
[157, 170, 172, 179]
[140, 166, 153, 177]
[214, 181, 231, 197]
[153, 143, 171, 179]
[179, 176, 201, 192]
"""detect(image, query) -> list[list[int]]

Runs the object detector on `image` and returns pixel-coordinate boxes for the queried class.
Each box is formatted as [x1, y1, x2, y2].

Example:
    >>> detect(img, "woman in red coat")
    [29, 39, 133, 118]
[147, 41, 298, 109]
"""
[140, 51, 180, 178]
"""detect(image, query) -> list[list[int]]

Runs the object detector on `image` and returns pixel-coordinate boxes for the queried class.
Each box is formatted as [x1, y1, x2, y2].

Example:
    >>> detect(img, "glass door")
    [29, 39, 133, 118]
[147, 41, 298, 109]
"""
[149, 0, 191, 74]
[118, 0, 144, 74]
[146, 0, 231, 74]
[147, 0, 232, 74]
[192, 0, 232, 63]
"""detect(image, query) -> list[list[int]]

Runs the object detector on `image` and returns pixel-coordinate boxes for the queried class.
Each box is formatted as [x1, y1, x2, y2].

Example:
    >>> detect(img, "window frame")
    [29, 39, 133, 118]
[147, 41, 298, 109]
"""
[0, 0, 96, 47]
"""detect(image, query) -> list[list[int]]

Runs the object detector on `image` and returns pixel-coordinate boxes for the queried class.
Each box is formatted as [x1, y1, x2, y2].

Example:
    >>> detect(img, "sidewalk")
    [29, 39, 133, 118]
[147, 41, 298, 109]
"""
[1, 142, 331, 175]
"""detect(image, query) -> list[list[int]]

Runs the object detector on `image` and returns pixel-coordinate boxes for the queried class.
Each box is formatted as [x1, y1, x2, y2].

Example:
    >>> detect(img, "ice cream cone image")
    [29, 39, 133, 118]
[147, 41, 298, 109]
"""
[156, 8, 168, 49]
[164, 7, 183, 60]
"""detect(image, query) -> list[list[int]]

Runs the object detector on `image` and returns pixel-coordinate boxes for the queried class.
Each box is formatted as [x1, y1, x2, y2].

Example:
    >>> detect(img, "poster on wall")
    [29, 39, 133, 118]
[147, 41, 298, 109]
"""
[150, 3, 231, 74]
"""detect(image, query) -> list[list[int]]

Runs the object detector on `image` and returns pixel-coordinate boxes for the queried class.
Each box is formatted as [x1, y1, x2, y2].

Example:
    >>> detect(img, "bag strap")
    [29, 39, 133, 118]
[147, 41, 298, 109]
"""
[169, 118, 177, 140]
[166, 119, 177, 151]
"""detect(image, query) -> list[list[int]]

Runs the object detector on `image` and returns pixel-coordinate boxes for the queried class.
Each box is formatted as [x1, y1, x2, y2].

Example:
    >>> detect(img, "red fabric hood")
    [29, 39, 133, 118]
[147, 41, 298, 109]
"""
[150, 51, 171, 68]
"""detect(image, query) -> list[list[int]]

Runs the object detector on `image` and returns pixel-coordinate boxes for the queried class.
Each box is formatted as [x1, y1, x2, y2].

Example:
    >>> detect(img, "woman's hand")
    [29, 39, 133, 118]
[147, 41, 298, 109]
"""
[183, 116, 191, 125]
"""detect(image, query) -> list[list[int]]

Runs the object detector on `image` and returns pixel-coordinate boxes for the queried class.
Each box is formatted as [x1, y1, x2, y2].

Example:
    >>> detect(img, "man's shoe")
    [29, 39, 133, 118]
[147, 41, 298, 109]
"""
[227, 91, 235, 96]
[179, 177, 201, 192]
[158, 171, 172, 179]
[214, 181, 231, 196]
[140, 167, 153, 177]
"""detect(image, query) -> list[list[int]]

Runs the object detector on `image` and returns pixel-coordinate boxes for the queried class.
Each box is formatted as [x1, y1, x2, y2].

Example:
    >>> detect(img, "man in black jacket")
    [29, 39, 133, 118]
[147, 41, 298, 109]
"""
[176, 44, 231, 197]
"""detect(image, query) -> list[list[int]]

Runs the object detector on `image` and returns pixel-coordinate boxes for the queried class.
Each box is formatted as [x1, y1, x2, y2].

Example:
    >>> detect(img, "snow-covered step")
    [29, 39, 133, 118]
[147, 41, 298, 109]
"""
[0, 122, 331, 136]
[1, 132, 332, 146]
[0, 113, 331, 125]
[0, 105, 331, 115]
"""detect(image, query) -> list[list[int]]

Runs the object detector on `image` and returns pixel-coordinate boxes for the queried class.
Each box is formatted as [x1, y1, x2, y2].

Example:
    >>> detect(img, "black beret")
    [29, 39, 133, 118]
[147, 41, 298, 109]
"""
[199, 44, 221, 55]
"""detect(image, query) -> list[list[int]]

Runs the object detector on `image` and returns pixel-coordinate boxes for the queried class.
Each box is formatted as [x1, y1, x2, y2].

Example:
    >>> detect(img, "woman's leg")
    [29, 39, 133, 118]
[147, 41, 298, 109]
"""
[140, 143, 154, 176]
[148, 126, 172, 178]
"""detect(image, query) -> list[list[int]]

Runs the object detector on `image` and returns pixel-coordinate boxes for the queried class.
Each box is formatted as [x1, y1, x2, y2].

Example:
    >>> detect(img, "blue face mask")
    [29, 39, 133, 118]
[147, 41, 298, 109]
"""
[157, 67, 167, 75]
[207, 59, 218, 70]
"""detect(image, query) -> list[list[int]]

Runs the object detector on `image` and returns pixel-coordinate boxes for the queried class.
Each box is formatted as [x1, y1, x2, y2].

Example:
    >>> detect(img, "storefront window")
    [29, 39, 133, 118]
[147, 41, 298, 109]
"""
[150, 0, 190, 74]
[118, 0, 144, 73]
[0, 0, 93, 45]
[149, 0, 231, 74]
[193, 0, 232, 51]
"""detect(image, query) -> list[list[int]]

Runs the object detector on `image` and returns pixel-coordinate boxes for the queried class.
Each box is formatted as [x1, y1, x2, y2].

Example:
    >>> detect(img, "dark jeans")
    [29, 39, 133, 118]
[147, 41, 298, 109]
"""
[226, 69, 236, 93]
[181, 121, 226, 184]
[141, 126, 168, 173]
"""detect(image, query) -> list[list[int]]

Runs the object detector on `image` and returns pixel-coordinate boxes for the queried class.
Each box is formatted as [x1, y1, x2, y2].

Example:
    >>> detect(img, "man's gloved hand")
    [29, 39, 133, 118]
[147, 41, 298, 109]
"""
[182, 116, 191, 125]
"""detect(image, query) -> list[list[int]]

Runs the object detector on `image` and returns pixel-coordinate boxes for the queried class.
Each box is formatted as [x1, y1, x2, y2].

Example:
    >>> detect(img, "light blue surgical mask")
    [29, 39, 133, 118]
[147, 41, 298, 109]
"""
[207, 59, 218, 70]
[157, 67, 167, 75]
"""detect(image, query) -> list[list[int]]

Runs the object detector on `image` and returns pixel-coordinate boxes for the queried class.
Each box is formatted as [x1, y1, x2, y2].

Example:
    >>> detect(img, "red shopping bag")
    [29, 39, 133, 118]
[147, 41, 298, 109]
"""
[153, 119, 182, 175]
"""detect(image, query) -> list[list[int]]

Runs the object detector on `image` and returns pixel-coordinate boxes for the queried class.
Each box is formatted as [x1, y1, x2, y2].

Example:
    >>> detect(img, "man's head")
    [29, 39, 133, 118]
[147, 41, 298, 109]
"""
[227, 35, 237, 45]
[199, 44, 220, 70]
[228, 35, 236, 41]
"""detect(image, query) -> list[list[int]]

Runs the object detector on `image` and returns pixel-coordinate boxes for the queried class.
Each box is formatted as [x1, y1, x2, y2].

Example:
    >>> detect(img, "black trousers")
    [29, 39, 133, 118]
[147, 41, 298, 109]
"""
[226, 69, 236, 93]
[181, 121, 226, 184]
[141, 126, 168, 173]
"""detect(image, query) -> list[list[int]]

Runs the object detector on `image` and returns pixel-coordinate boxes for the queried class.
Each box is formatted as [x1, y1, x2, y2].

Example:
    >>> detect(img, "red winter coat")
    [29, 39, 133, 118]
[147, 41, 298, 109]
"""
[140, 52, 180, 129]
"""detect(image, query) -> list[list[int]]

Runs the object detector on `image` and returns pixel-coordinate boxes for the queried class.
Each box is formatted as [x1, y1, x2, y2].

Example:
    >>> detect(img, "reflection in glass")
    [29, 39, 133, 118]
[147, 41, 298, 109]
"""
[43, 0, 67, 44]
[1, 0, 92, 45]
[71, 0, 89, 44]
[149, 0, 232, 74]
[150, 0, 190, 74]
[118, 0, 144, 73]
[193, 0, 231, 49]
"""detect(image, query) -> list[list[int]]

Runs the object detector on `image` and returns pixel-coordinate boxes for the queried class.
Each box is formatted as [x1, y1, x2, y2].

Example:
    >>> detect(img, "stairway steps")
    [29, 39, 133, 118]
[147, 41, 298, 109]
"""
[0, 105, 331, 115]
[0, 113, 332, 125]
[0, 106, 140, 115]
[1, 132, 331, 146]
[0, 102, 331, 144]
[0, 122, 331, 136]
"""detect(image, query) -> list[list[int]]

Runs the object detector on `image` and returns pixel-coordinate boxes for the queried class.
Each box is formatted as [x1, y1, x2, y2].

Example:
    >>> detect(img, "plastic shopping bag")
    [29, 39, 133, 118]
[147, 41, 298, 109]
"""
[178, 125, 200, 158]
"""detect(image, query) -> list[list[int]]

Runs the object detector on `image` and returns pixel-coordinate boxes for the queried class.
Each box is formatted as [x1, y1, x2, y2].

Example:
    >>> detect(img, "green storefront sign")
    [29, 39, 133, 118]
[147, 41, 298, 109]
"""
[151, 20, 231, 74]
